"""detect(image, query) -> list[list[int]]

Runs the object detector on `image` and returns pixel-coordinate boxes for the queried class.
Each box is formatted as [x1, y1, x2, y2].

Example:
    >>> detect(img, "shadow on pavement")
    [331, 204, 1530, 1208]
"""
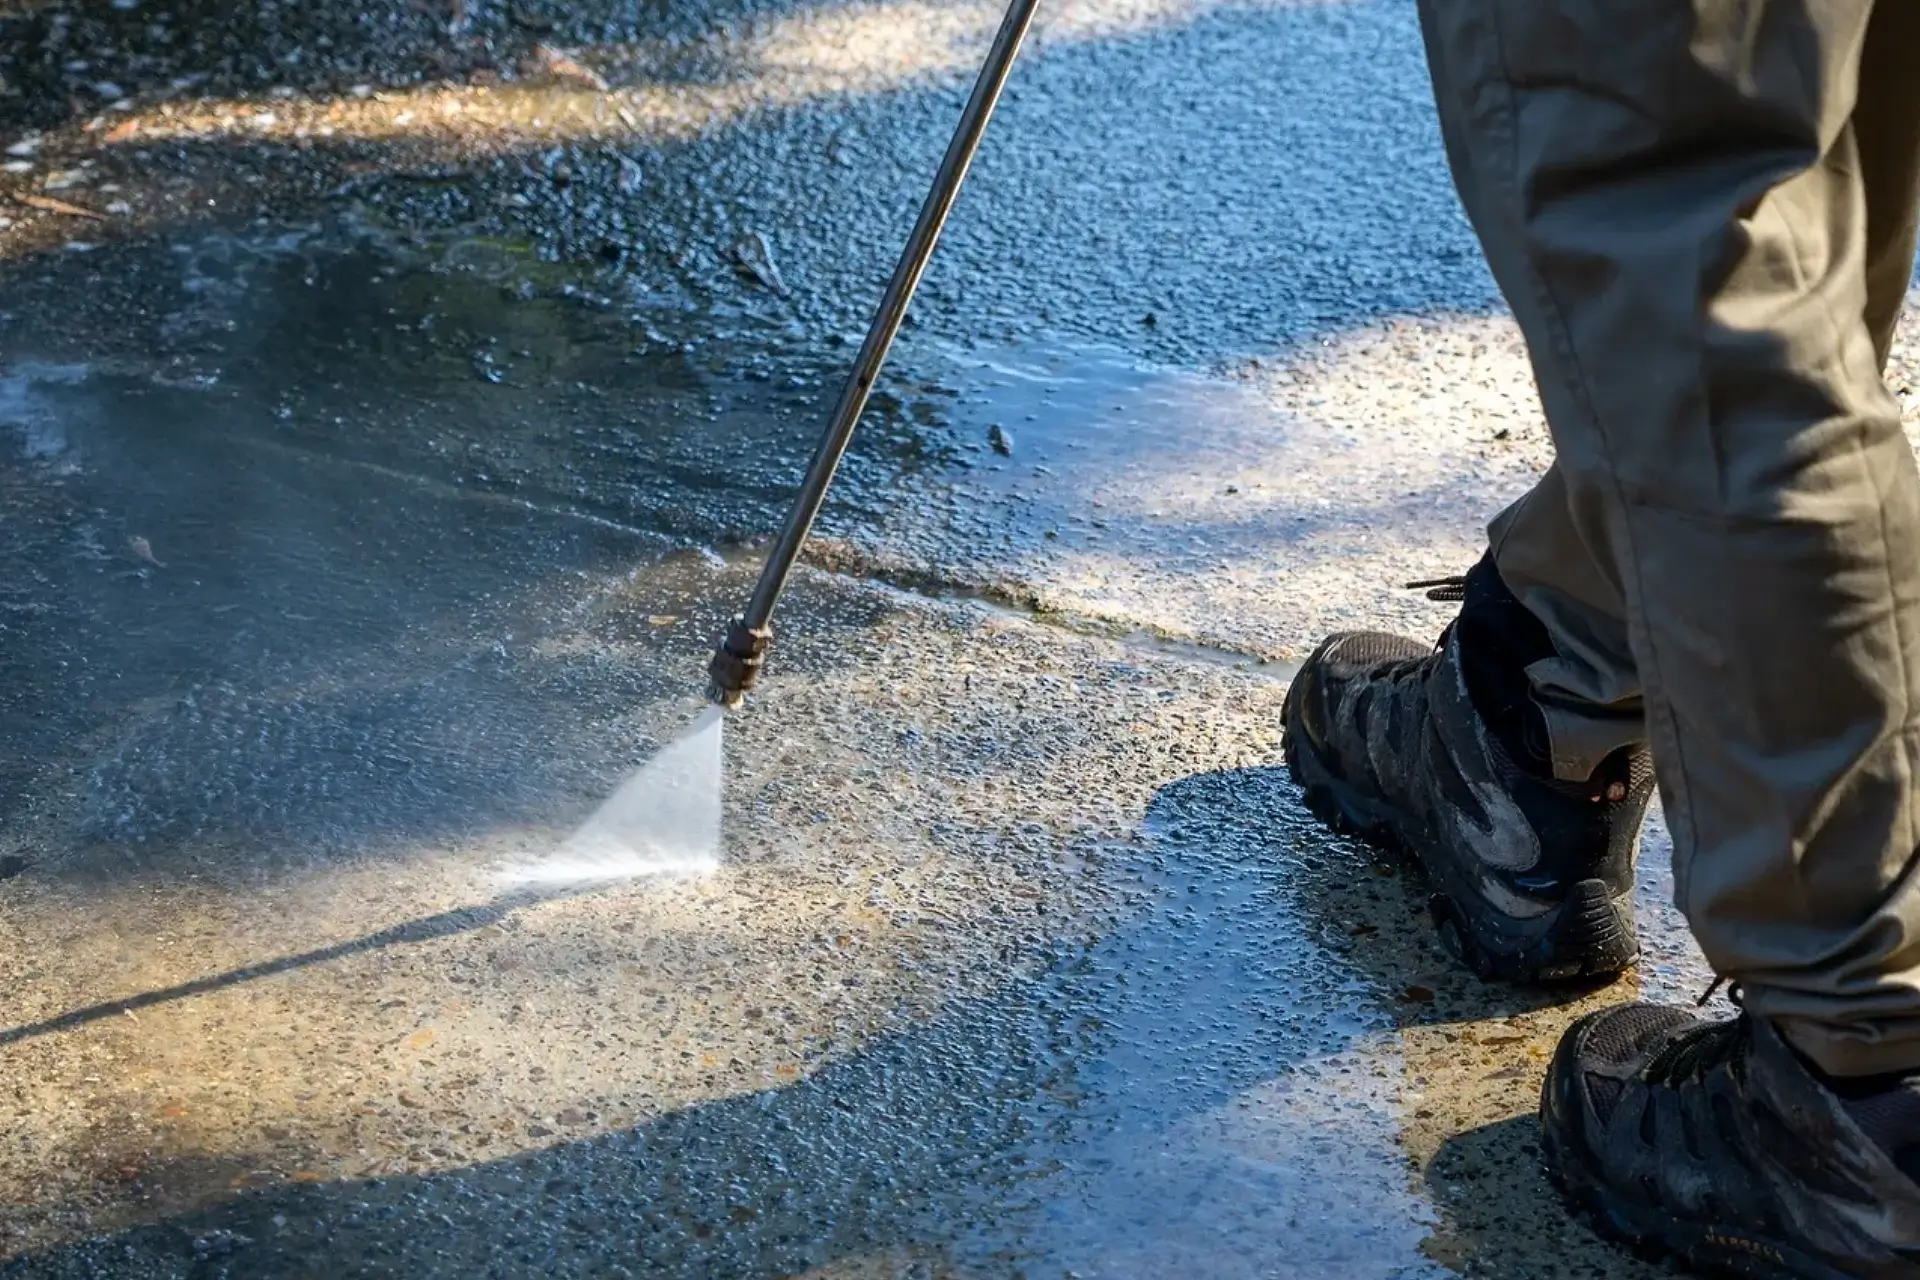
[1422, 1114, 1663, 1280]
[0, 760, 1679, 1278]
[0, 763, 1436, 1277]
[0, 882, 638, 1048]
[1154, 764, 1668, 1280]
[0, 886, 1301, 1278]
[2, 0, 1498, 364]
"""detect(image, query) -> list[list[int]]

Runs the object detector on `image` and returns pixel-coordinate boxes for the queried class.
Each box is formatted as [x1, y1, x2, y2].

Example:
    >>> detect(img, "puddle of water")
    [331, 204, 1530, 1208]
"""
[952, 788, 1446, 1279]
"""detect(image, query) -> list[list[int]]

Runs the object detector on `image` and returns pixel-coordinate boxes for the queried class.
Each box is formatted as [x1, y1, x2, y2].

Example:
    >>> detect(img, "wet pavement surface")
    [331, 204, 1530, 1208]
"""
[0, 0, 1916, 1276]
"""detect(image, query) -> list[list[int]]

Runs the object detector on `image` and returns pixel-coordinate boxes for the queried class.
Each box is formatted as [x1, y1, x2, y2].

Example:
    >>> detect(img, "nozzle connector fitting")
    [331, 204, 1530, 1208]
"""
[707, 621, 773, 708]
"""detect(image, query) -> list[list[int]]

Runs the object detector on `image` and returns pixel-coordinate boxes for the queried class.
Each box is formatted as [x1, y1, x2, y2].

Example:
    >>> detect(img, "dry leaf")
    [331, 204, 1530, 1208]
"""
[403, 1027, 437, 1050]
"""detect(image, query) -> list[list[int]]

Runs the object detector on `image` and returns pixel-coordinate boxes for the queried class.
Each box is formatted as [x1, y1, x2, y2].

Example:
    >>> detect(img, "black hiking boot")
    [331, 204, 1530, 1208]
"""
[1542, 1004, 1920, 1278]
[1280, 565, 1654, 983]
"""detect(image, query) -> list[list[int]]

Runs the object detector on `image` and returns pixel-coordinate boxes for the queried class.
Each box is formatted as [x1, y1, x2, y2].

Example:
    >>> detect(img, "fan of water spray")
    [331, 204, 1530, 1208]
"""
[499, 706, 725, 885]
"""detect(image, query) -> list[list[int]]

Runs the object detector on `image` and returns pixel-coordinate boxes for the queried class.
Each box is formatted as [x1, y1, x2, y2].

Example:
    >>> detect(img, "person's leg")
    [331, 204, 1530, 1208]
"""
[1401, 0, 1920, 1267]
[1489, 0, 1920, 788]
[1287, 0, 1920, 1268]
[1418, 0, 1920, 1077]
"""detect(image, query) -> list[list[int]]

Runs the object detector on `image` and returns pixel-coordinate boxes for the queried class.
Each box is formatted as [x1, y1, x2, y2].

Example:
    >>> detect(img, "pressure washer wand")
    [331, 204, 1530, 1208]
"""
[706, 0, 1041, 708]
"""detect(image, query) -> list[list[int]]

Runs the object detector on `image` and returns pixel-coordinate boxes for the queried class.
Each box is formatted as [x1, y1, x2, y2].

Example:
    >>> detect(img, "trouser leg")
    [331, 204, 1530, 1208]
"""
[1422, 0, 1920, 1073]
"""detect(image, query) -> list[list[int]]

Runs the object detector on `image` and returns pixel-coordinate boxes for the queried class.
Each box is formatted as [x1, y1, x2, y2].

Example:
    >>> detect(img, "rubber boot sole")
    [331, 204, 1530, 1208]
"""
[1282, 709, 1635, 985]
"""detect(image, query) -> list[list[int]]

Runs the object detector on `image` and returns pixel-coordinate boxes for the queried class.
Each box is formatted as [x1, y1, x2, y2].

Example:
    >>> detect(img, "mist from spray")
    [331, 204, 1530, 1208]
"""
[498, 706, 724, 885]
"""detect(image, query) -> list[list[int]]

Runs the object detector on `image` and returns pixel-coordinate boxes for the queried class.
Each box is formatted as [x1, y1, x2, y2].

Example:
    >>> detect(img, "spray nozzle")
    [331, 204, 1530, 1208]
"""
[707, 621, 773, 708]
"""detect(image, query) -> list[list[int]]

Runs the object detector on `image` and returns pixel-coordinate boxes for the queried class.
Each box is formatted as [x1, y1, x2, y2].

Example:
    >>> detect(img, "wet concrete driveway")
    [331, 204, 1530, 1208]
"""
[0, 0, 1914, 1275]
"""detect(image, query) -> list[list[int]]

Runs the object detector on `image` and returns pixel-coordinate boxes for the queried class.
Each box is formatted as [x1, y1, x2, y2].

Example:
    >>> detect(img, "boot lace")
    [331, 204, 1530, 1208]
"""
[1407, 575, 1467, 603]
[1643, 979, 1746, 1086]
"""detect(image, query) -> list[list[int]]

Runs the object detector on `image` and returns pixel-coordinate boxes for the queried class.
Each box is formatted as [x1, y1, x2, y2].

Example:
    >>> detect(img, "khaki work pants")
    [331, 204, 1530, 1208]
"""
[1418, 0, 1920, 1074]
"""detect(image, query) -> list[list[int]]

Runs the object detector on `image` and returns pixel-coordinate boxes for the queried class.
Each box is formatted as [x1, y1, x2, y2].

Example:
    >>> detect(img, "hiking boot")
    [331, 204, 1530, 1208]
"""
[1542, 1004, 1920, 1278]
[1280, 607, 1654, 983]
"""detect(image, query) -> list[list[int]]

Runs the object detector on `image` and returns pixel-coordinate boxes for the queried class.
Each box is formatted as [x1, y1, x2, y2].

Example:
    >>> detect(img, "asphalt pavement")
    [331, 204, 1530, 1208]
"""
[0, 0, 1913, 1275]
